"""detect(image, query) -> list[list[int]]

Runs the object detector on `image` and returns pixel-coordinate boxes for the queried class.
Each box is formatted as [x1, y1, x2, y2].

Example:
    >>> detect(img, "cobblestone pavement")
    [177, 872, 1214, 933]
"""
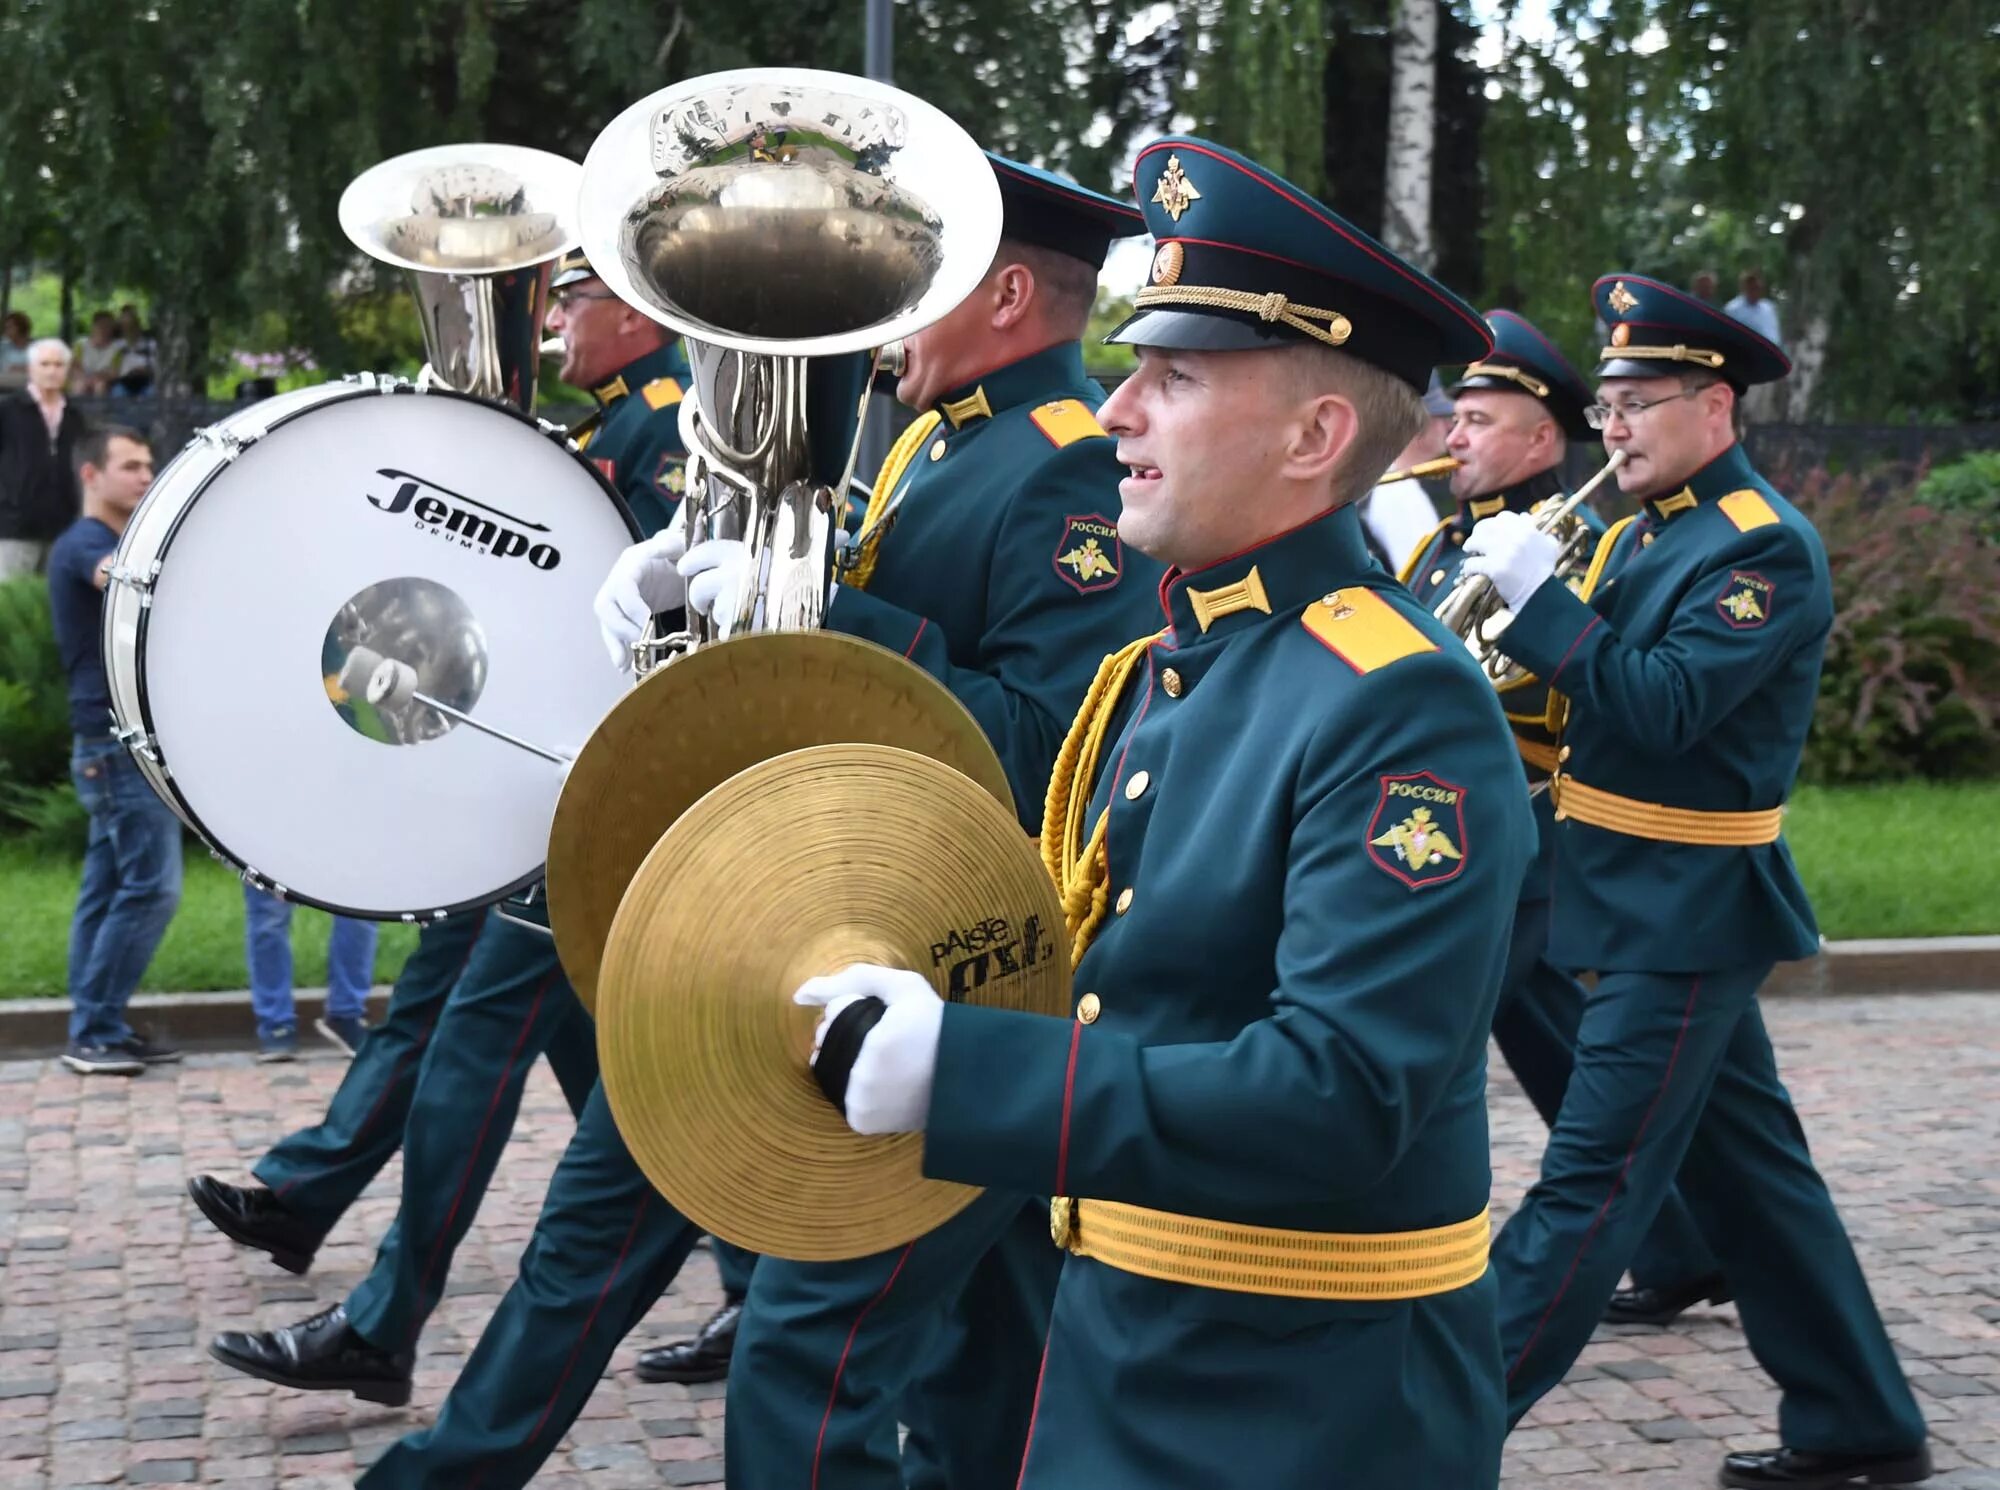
[2, 992, 1997, 1488]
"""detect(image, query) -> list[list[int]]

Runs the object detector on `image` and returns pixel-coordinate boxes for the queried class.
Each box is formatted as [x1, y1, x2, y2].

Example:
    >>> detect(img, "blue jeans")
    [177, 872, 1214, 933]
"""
[67, 736, 183, 1046]
[244, 884, 377, 1036]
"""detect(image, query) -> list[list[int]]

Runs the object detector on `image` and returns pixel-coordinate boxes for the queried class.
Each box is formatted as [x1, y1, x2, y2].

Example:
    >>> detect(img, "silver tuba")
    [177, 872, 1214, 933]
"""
[577, 67, 1002, 669]
[339, 143, 585, 413]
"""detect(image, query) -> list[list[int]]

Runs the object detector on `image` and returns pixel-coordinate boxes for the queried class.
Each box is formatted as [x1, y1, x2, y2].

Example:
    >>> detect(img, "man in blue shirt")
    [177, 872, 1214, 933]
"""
[45, 424, 184, 1075]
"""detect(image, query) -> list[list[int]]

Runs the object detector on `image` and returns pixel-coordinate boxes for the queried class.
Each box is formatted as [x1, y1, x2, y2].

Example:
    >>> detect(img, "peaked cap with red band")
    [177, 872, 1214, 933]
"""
[1593, 271, 1791, 389]
[1108, 135, 1491, 391]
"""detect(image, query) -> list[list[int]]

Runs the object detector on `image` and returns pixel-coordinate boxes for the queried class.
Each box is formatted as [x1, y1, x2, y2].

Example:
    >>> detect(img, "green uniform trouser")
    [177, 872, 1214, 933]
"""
[726, 1190, 1061, 1490]
[252, 912, 598, 1240]
[337, 916, 599, 1354]
[358, 1080, 706, 1489]
[1490, 894, 1722, 1293]
[1493, 967, 1927, 1454]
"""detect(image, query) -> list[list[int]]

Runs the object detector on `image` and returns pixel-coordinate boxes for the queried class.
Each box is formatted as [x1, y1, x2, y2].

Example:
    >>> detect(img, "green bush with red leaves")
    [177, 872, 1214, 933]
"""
[1790, 462, 2000, 784]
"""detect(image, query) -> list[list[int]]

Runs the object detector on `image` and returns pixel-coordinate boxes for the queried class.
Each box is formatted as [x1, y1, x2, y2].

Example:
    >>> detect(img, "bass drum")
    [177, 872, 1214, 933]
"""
[104, 377, 640, 919]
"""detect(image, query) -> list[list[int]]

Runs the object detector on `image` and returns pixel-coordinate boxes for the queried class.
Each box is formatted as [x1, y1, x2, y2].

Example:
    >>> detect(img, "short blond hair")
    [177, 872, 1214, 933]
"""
[1286, 343, 1427, 503]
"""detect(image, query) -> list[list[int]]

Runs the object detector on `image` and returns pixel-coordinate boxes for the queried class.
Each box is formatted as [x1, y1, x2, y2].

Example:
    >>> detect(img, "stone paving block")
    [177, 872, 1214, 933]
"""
[7, 994, 2000, 1485]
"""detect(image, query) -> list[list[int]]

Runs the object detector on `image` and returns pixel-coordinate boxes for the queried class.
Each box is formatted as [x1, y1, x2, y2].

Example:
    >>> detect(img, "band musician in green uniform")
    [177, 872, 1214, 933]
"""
[1463, 273, 1930, 1489]
[1404, 307, 1734, 1330]
[194, 250, 701, 1406]
[801, 135, 1535, 1489]
[353, 157, 1161, 1490]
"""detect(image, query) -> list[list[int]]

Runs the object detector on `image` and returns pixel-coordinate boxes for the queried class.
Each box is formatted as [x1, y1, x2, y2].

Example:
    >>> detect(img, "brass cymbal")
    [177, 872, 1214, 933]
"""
[546, 631, 1013, 1010]
[597, 742, 1068, 1262]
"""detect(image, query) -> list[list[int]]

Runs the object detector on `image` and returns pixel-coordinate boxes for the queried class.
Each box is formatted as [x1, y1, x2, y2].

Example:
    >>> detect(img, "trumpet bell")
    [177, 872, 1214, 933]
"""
[577, 67, 1002, 359]
[339, 143, 584, 275]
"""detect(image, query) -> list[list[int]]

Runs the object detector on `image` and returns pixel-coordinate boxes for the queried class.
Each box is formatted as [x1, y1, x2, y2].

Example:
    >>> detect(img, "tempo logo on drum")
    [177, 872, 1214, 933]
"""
[367, 469, 562, 570]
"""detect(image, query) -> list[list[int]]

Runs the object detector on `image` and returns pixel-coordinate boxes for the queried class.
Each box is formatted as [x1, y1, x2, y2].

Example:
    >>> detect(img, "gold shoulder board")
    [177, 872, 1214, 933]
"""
[1302, 588, 1438, 674]
[1717, 489, 1780, 532]
[1029, 399, 1107, 448]
[642, 377, 684, 411]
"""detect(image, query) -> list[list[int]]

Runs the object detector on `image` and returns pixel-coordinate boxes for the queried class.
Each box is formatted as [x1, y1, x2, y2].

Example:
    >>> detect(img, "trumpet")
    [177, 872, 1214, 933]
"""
[1432, 450, 1628, 687]
[1377, 455, 1463, 484]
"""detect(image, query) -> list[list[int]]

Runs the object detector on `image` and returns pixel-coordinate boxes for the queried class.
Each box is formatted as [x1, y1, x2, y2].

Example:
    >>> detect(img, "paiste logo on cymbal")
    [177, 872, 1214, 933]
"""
[930, 912, 1054, 1000]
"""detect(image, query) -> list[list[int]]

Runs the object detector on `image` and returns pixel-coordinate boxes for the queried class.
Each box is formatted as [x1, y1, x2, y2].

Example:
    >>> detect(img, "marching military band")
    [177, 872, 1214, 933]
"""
[128, 65, 1934, 1490]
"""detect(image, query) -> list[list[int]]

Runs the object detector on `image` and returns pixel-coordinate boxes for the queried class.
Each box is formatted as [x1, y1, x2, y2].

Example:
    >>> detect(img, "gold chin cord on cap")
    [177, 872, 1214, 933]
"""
[1595, 343, 1726, 369]
[1134, 285, 1352, 347]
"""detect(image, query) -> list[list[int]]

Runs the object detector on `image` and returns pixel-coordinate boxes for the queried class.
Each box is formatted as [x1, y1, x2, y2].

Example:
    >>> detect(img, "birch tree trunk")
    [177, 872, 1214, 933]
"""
[1384, 0, 1438, 270]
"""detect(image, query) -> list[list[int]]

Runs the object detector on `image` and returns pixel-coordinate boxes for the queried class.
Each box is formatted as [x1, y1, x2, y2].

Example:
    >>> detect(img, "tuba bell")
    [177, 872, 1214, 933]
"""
[339, 143, 585, 413]
[1432, 450, 1627, 687]
[576, 67, 1003, 670]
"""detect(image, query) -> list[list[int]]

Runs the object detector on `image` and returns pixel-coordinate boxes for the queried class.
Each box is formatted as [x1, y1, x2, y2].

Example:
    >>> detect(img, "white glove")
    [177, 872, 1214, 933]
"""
[679, 538, 752, 622]
[795, 963, 943, 1135]
[1463, 510, 1561, 611]
[593, 527, 688, 672]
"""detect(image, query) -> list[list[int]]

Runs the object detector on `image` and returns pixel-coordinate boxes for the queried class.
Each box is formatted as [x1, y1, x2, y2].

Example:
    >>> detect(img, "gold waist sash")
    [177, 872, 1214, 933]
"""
[1516, 736, 1561, 774]
[1051, 1198, 1490, 1300]
[1552, 773, 1784, 846]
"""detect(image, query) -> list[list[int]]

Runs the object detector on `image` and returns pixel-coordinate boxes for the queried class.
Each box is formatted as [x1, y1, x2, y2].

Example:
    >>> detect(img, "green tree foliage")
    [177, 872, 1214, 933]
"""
[0, 0, 1157, 390]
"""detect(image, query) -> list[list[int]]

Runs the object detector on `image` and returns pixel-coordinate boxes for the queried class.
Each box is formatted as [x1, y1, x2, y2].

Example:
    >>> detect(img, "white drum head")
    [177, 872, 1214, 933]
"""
[136, 388, 637, 917]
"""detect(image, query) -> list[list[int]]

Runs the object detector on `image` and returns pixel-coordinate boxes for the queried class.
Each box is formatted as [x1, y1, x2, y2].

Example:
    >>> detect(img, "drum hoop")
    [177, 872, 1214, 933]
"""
[115, 377, 638, 921]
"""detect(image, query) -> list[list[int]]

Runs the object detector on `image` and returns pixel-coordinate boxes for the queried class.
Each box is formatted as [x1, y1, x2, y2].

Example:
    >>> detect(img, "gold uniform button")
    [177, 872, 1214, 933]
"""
[1077, 992, 1101, 1024]
[1641, 532, 1655, 547]
[1124, 770, 1150, 801]
[1161, 667, 1183, 698]
[1430, 568, 1447, 586]
[1558, 745, 1572, 763]
[1115, 886, 1134, 915]
[928, 439, 947, 462]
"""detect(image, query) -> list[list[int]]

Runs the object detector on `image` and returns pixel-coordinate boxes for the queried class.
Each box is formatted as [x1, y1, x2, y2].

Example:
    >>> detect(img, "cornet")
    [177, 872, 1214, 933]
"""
[1432, 450, 1628, 686]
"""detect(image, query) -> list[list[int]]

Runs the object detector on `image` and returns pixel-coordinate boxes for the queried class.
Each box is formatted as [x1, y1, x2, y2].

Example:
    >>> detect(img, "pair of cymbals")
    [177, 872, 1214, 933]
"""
[545, 630, 1016, 1011]
[550, 631, 1069, 1260]
[597, 741, 1067, 1261]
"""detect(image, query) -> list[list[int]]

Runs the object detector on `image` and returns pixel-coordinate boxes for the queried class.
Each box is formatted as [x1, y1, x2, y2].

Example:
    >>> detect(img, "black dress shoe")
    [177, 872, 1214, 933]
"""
[186, 1175, 321, 1275]
[209, 1304, 413, 1406]
[1604, 1272, 1733, 1326]
[634, 1298, 743, 1384]
[1719, 1445, 1932, 1487]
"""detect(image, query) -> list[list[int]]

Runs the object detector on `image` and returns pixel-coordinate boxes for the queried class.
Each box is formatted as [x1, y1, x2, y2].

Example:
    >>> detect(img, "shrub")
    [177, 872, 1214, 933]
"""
[1916, 451, 2000, 539]
[1791, 463, 2000, 784]
[0, 577, 72, 794]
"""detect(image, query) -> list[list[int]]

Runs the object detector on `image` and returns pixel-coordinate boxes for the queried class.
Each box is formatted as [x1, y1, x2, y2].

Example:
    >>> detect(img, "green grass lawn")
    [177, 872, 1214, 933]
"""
[1780, 781, 2000, 943]
[0, 840, 420, 999]
[0, 781, 1994, 998]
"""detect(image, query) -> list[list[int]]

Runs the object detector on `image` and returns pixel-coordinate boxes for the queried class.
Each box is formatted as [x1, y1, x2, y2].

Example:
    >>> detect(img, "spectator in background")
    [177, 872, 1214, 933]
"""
[0, 311, 32, 391]
[1725, 270, 1783, 348]
[73, 310, 126, 395]
[0, 338, 88, 579]
[1691, 269, 1721, 305]
[113, 306, 157, 397]
[47, 426, 183, 1076]
[243, 883, 379, 1062]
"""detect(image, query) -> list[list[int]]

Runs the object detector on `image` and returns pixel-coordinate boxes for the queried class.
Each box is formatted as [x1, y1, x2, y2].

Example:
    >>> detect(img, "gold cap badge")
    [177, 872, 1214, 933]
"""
[1611, 322, 1631, 347]
[1608, 281, 1640, 315]
[1151, 241, 1184, 287]
[1151, 154, 1202, 223]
